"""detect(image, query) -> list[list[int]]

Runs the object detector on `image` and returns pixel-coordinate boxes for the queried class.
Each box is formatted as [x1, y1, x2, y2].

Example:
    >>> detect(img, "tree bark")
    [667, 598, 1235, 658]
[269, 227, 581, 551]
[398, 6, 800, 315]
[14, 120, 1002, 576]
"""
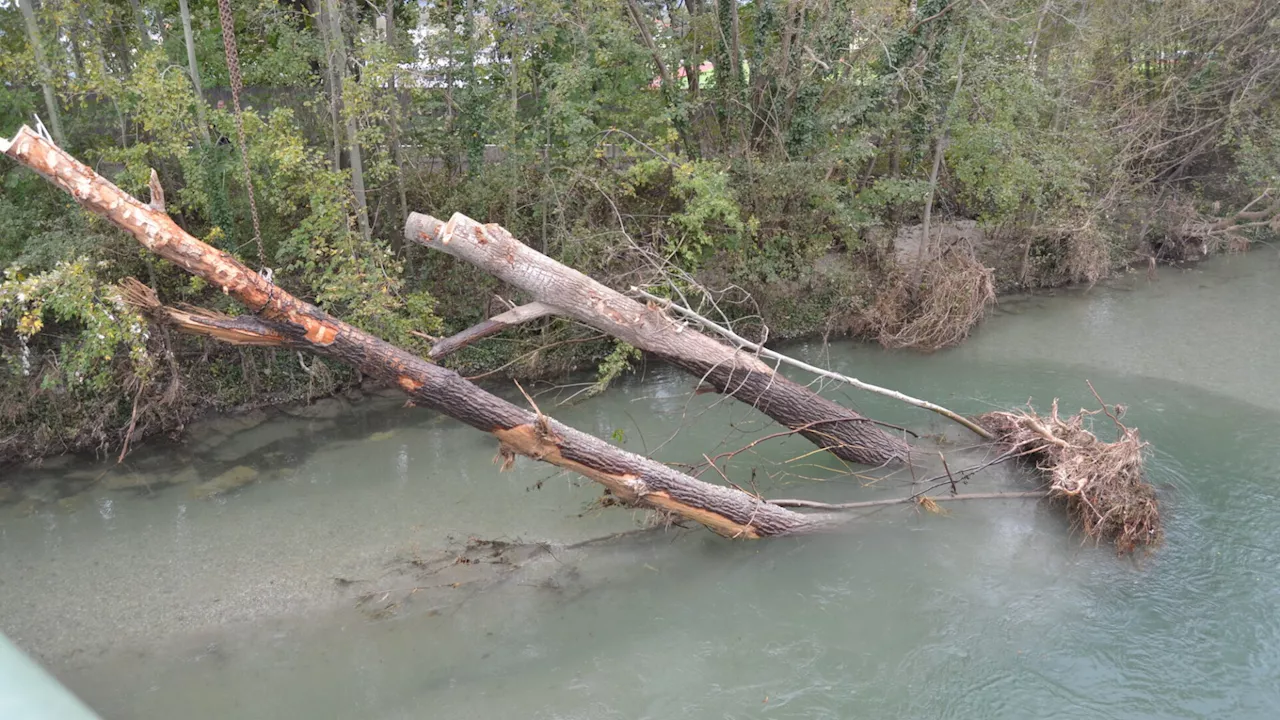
[405, 213, 910, 467]
[178, 0, 212, 144]
[17, 0, 65, 146]
[3, 126, 837, 539]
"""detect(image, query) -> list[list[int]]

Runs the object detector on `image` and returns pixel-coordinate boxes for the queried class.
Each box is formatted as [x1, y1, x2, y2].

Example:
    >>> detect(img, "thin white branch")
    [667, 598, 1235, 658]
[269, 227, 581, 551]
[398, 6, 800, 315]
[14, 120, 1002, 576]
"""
[632, 287, 994, 440]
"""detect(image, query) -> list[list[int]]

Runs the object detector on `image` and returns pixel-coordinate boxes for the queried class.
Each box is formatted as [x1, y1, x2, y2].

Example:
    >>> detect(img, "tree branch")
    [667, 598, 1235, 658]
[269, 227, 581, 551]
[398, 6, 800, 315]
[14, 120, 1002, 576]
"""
[430, 301, 558, 359]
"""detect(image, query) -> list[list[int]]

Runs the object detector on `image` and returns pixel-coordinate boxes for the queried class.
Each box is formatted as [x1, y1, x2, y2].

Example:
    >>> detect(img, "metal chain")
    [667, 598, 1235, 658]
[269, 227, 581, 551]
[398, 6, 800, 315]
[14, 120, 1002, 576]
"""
[215, 0, 266, 270]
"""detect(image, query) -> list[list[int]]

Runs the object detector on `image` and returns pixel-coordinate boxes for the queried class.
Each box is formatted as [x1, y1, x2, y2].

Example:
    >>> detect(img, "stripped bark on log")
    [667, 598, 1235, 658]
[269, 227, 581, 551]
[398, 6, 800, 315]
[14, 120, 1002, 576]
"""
[405, 212, 910, 467]
[3, 126, 837, 538]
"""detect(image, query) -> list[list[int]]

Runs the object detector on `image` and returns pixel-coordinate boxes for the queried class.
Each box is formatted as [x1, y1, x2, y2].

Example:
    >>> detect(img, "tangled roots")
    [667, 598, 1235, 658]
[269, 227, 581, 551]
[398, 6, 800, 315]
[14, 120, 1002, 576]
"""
[870, 244, 995, 352]
[979, 398, 1160, 554]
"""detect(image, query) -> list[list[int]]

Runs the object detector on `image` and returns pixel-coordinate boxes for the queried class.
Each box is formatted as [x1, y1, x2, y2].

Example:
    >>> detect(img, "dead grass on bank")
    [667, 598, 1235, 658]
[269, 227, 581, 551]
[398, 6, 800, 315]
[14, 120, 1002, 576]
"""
[979, 391, 1160, 555]
[869, 243, 995, 351]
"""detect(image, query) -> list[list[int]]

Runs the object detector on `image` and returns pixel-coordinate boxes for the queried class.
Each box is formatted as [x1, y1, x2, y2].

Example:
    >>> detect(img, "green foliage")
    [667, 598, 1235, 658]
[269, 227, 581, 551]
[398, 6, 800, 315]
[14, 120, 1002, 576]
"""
[581, 340, 640, 402]
[0, 260, 151, 393]
[946, 43, 1093, 224]
[625, 158, 747, 266]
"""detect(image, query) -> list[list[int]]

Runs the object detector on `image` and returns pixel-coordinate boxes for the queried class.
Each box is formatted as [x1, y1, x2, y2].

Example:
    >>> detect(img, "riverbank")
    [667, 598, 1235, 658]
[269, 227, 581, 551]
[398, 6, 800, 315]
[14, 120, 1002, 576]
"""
[0, 224, 1253, 472]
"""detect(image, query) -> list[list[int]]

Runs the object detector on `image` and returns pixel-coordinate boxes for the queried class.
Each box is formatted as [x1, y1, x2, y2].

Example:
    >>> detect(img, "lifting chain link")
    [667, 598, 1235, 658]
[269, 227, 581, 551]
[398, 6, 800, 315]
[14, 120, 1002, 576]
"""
[215, 0, 267, 273]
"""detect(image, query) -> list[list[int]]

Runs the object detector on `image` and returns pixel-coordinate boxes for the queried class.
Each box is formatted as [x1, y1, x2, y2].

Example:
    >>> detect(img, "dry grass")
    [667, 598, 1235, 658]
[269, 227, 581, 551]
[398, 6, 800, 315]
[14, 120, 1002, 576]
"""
[979, 394, 1161, 554]
[1060, 220, 1112, 286]
[869, 243, 995, 351]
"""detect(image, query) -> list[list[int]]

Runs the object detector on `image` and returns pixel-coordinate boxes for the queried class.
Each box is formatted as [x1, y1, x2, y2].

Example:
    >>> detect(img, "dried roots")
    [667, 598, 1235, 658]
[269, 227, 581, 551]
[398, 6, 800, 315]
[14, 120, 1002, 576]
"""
[870, 243, 995, 351]
[979, 397, 1160, 554]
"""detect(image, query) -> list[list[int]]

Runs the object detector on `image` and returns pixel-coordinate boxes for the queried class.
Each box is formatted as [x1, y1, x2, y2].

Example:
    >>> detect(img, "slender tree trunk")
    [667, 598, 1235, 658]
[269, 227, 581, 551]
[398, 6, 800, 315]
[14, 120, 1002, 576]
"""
[626, 0, 697, 157]
[3, 126, 839, 539]
[406, 213, 910, 467]
[179, 0, 212, 144]
[127, 0, 152, 47]
[315, 0, 343, 172]
[684, 0, 701, 97]
[81, 7, 127, 145]
[444, 0, 456, 137]
[325, 0, 372, 243]
[383, 1, 410, 268]
[385, 1, 410, 233]
[728, 0, 743, 85]
[508, 23, 520, 228]
[914, 36, 967, 278]
[69, 21, 87, 79]
[17, 0, 65, 146]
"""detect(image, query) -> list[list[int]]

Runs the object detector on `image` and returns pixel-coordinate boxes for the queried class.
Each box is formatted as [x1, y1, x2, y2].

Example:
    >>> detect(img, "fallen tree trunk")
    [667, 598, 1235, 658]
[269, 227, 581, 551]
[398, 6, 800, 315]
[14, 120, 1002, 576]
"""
[405, 213, 910, 467]
[3, 125, 836, 538]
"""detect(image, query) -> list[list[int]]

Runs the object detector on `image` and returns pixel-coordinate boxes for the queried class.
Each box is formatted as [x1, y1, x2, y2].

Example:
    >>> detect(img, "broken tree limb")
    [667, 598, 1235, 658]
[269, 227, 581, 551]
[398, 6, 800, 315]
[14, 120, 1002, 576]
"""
[405, 212, 910, 467]
[1208, 188, 1280, 233]
[631, 288, 994, 440]
[430, 301, 558, 359]
[119, 278, 289, 347]
[4, 125, 839, 539]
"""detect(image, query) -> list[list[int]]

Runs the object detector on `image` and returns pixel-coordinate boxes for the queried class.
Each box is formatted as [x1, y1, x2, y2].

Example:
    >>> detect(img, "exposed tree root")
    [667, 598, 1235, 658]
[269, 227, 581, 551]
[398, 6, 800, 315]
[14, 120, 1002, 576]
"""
[978, 388, 1160, 554]
[870, 242, 995, 351]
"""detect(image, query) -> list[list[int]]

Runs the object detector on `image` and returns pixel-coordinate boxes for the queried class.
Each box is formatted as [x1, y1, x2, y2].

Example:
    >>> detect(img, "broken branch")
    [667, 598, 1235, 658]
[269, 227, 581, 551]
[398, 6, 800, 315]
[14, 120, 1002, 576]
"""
[430, 301, 558, 359]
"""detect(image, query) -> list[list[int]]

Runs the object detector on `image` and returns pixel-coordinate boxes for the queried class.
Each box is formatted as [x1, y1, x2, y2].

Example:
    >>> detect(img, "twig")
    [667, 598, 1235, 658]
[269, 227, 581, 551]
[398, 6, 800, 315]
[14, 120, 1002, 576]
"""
[464, 335, 605, 381]
[513, 378, 542, 418]
[940, 451, 957, 495]
[117, 386, 143, 464]
[1086, 379, 1126, 431]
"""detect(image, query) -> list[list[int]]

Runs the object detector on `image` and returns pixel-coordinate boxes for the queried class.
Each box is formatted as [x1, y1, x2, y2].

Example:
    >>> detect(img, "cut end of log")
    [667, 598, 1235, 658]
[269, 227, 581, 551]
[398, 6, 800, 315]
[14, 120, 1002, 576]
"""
[405, 212, 444, 245]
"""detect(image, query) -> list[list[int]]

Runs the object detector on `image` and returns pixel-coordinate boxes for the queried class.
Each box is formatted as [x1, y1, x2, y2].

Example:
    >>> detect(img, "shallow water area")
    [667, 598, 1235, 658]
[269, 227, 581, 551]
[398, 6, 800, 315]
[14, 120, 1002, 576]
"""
[3, 252, 1280, 718]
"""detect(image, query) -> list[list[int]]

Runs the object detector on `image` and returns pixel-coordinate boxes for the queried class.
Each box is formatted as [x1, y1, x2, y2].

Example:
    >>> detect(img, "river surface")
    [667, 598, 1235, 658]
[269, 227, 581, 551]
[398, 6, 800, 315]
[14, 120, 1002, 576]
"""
[3, 252, 1280, 718]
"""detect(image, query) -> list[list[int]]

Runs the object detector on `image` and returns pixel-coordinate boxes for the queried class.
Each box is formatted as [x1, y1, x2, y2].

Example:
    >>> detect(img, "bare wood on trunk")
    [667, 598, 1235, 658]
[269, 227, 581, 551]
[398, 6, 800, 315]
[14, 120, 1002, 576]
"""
[404, 212, 910, 467]
[3, 126, 836, 539]
[430, 301, 558, 359]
